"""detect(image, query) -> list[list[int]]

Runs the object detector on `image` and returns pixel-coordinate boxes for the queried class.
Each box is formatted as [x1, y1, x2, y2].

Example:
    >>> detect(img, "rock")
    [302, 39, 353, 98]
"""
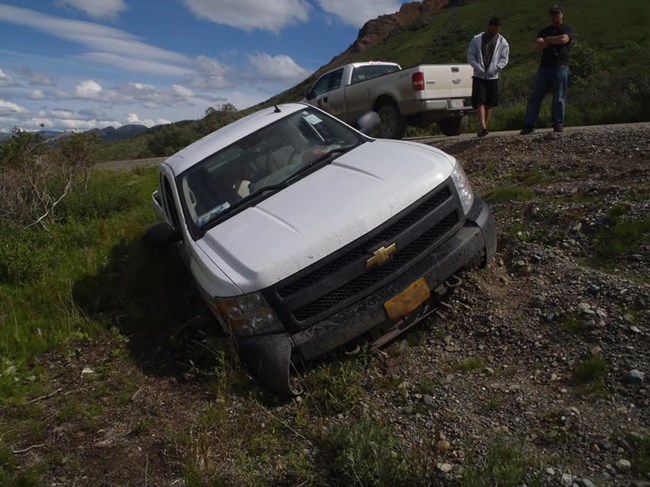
[627, 370, 645, 383]
[435, 439, 451, 453]
[576, 478, 596, 487]
[423, 395, 433, 406]
[81, 367, 95, 378]
[578, 303, 595, 314]
[436, 462, 453, 473]
[616, 458, 632, 471]
[561, 473, 576, 486]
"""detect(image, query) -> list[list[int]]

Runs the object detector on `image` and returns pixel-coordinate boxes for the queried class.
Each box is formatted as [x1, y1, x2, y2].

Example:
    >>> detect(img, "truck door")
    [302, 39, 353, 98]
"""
[306, 68, 345, 120]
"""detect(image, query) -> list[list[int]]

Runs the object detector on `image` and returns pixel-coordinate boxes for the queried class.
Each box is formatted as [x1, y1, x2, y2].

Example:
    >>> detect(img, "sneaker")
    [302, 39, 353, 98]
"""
[520, 126, 534, 135]
[553, 125, 564, 132]
[477, 128, 488, 137]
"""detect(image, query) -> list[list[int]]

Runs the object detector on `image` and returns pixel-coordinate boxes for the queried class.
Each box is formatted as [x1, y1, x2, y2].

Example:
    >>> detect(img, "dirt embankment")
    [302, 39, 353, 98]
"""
[11, 124, 650, 485]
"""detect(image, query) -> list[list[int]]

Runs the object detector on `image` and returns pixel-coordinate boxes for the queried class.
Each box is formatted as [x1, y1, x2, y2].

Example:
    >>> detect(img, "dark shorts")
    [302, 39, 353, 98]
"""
[471, 77, 499, 107]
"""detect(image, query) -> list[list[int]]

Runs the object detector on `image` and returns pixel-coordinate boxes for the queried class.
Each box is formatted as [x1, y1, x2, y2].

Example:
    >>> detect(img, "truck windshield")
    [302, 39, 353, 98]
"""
[179, 108, 366, 234]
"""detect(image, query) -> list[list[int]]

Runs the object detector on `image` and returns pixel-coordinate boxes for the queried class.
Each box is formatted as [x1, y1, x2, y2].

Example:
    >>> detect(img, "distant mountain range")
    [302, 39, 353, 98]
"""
[0, 124, 150, 143]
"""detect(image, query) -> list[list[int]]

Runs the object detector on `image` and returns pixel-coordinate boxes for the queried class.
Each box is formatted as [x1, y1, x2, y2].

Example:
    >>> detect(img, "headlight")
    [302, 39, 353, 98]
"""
[450, 159, 474, 215]
[215, 292, 284, 336]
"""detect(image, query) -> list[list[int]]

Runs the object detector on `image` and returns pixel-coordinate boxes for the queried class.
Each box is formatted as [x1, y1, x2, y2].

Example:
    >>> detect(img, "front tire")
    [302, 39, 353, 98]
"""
[377, 102, 406, 139]
[438, 115, 468, 136]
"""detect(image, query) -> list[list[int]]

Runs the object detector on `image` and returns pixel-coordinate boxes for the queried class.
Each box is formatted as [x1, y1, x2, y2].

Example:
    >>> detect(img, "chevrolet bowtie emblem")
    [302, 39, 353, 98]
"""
[366, 243, 397, 269]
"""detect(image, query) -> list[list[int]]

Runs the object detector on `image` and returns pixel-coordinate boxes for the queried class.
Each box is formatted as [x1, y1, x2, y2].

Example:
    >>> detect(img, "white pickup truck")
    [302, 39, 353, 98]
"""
[145, 102, 495, 395]
[304, 61, 474, 139]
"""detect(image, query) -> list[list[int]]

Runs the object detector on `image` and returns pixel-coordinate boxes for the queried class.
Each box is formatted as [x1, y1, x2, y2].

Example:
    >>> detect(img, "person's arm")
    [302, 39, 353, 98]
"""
[496, 39, 509, 70]
[467, 37, 485, 74]
[544, 34, 570, 45]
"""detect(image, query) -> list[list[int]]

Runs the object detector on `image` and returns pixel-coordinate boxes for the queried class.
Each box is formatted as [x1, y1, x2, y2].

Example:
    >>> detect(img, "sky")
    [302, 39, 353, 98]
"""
[0, 0, 412, 133]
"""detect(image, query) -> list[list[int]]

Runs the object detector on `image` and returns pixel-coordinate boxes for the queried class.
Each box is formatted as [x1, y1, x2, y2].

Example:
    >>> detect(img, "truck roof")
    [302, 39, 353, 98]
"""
[162, 103, 308, 175]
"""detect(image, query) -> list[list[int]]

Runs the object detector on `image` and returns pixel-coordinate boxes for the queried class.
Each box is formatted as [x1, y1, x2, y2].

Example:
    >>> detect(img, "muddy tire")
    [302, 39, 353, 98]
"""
[377, 102, 406, 139]
[438, 116, 468, 136]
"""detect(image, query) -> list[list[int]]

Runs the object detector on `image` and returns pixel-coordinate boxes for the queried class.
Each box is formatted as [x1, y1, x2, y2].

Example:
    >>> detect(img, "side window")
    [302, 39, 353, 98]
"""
[162, 176, 181, 229]
[328, 68, 343, 91]
[311, 73, 331, 97]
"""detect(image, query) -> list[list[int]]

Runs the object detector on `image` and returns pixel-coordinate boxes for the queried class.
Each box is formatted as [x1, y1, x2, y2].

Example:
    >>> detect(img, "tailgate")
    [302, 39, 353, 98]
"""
[416, 64, 473, 101]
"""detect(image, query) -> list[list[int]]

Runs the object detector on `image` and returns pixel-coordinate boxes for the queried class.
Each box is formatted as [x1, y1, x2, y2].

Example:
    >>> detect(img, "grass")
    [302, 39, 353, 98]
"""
[452, 357, 485, 372]
[463, 437, 541, 487]
[594, 210, 650, 260]
[627, 434, 650, 476]
[573, 357, 609, 393]
[561, 314, 587, 335]
[485, 185, 536, 204]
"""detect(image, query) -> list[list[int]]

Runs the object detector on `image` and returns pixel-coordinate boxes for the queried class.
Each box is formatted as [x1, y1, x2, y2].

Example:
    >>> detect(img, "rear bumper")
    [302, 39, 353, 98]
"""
[401, 99, 476, 119]
[238, 197, 496, 394]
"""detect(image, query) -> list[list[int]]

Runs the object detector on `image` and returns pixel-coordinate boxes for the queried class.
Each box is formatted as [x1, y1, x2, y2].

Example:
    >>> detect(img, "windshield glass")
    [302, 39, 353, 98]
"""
[179, 107, 365, 232]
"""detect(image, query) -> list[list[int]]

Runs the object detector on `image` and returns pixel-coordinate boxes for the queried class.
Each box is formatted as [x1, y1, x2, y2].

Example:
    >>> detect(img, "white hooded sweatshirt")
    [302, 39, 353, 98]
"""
[467, 32, 509, 80]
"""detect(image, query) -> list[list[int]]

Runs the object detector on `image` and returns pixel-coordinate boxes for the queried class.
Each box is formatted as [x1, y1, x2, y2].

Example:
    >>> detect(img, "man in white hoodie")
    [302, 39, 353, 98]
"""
[467, 17, 510, 137]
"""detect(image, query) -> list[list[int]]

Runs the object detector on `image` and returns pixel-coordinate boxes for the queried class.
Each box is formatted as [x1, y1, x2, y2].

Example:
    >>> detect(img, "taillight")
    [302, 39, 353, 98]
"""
[412, 72, 425, 91]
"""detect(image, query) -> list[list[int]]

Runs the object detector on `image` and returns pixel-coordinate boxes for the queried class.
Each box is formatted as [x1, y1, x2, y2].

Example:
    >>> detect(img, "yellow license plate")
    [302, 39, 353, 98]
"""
[384, 278, 430, 321]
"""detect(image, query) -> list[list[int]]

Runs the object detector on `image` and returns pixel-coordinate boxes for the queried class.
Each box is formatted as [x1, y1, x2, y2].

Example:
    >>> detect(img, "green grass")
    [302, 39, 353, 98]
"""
[0, 168, 160, 402]
[573, 357, 609, 393]
[452, 357, 485, 372]
[594, 207, 650, 260]
[463, 437, 541, 487]
[561, 314, 587, 335]
[485, 185, 536, 204]
[320, 417, 434, 485]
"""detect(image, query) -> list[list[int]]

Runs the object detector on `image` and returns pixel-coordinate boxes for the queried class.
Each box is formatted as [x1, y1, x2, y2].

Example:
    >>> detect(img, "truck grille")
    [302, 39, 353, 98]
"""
[266, 179, 463, 330]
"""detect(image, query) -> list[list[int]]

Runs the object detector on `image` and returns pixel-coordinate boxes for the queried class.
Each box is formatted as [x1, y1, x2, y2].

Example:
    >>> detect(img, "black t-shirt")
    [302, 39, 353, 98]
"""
[538, 24, 574, 67]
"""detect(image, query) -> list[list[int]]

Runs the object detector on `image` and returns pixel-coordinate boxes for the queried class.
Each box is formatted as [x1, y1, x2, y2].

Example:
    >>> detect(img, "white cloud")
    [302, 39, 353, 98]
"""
[30, 90, 45, 100]
[125, 112, 171, 127]
[173, 84, 195, 97]
[75, 80, 103, 98]
[0, 5, 191, 76]
[317, 0, 403, 28]
[78, 52, 193, 77]
[183, 0, 310, 33]
[0, 99, 26, 113]
[0, 68, 18, 87]
[187, 56, 232, 89]
[16, 66, 57, 87]
[247, 53, 312, 82]
[60, 0, 127, 19]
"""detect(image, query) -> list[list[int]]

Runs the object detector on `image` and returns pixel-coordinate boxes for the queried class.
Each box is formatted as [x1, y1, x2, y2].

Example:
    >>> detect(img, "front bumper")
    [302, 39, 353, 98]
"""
[238, 197, 496, 395]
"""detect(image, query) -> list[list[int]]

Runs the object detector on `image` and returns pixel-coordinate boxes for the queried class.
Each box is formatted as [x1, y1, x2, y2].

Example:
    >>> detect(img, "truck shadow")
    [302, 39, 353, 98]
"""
[72, 235, 231, 380]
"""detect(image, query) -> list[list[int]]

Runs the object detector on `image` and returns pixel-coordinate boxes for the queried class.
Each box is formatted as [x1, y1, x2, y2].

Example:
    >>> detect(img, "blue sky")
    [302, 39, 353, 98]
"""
[0, 0, 410, 133]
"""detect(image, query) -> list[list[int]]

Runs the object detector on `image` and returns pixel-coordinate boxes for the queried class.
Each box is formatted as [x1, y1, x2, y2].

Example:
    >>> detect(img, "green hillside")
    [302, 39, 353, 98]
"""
[98, 0, 650, 161]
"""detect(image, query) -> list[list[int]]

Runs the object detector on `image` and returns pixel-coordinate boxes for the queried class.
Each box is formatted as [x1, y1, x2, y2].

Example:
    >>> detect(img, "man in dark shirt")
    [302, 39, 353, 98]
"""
[520, 5, 575, 134]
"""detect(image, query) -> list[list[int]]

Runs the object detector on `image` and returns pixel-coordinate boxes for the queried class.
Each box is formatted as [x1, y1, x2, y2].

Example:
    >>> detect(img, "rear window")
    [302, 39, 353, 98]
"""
[351, 64, 400, 84]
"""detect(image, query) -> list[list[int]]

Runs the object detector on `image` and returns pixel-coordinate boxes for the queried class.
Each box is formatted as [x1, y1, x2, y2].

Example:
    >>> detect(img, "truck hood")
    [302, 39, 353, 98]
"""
[196, 139, 456, 294]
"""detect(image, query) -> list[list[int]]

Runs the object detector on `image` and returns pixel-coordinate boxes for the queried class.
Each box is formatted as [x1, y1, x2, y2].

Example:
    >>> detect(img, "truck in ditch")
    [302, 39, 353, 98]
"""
[304, 61, 475, 139]
[144, 102, 496, 395]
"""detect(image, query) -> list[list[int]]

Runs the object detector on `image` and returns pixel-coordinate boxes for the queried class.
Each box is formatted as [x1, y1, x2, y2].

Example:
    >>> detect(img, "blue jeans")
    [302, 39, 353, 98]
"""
[523, 65, 569, 128]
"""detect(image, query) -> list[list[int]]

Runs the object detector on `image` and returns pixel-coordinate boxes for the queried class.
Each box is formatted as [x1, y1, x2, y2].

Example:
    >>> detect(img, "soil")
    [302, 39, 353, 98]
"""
[5, 123, 650, 486]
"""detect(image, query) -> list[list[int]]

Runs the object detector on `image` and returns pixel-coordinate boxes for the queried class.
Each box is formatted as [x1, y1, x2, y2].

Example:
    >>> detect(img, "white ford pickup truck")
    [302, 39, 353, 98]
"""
[145, 103, 495, 395]
[304, 61, 475, 139]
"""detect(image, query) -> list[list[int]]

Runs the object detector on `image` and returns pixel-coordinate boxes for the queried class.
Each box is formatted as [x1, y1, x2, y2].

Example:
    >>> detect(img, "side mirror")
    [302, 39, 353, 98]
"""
[357, 111, 380, 135]
[304, 89, 313, 101]
[143, 222, 182, 249]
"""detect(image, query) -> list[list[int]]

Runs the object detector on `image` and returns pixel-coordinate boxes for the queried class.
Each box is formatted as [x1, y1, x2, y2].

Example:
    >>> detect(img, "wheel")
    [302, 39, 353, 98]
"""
[377, 102, 406, 139]
[438, 115, 468, 136]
